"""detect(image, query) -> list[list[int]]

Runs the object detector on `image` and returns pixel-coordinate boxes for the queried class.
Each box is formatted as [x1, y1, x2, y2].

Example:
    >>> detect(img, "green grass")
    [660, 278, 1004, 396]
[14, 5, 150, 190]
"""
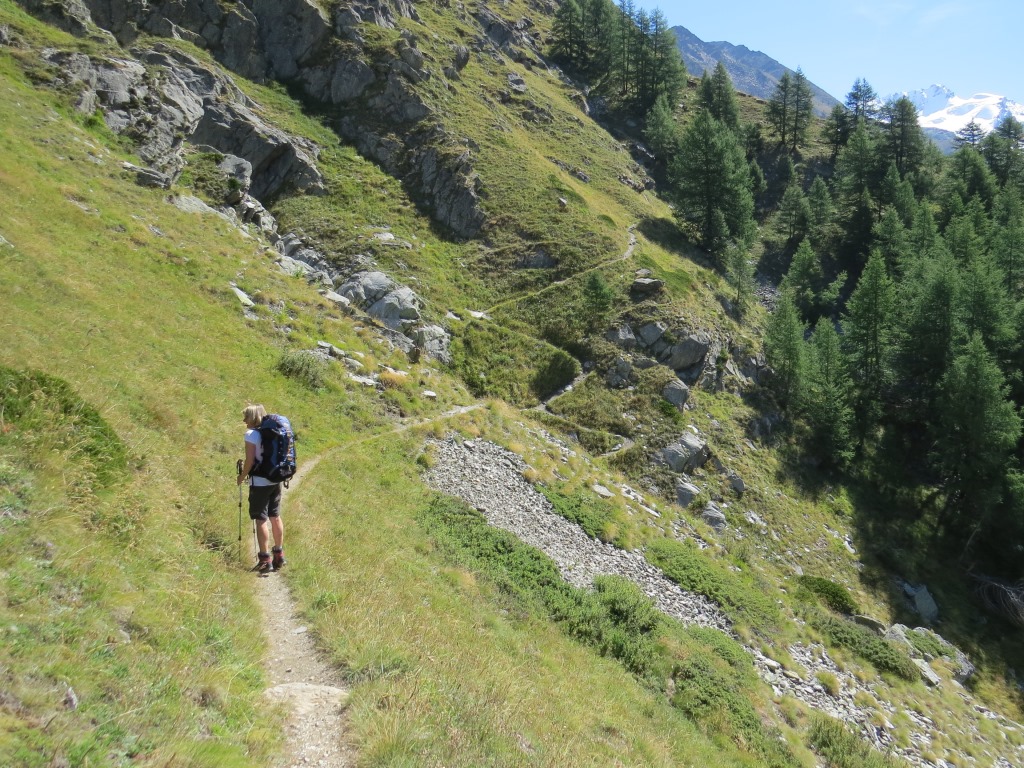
[807, 716, 904, 768]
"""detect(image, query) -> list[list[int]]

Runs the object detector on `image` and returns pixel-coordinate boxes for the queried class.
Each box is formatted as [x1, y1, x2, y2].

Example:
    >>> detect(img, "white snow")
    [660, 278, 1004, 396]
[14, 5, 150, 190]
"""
[902, 84, 1024, 135]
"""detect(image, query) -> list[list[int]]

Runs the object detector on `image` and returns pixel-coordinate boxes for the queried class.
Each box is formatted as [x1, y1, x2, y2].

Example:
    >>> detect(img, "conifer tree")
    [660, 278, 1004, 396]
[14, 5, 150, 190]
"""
[723, 244, 756, 317]
[766, 72, 792, 148]
[698, 62, 739, 131]
[880, 97, 925, 177]
[806, 318, 854, 465]
[955, 119, 986, 149]
[822, 104, 851, 161]
[872, 207, 910, 277]
[778, 183, 811, 242]
[992, 189, 1024, 292]
[644, 93, 680, 159]
[764, 291, 807, 408]
[843, 250, 895, 440]
[789, 67, 814, 151]
[806, 176, 837, 249]
[669, 110, 754, 254]
[845, 78, 878, 123]
[934, 333, 1022, 539]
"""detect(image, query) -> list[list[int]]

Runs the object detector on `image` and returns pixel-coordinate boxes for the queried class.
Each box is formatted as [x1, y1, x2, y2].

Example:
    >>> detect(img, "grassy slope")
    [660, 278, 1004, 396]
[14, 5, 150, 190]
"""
[0, 5, 792, 766]
[3, 1, 1023, 766]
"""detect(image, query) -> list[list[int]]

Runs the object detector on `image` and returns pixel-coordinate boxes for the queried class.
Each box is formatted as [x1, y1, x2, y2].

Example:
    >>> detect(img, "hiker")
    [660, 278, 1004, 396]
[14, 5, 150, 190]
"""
[238, 404, 289, 574]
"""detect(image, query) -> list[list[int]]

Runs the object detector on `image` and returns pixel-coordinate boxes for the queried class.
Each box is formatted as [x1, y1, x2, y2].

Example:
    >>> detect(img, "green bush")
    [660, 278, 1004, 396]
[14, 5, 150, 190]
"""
[646, 538, 780, 631]
[798, 575, 860, 614]
[905, 629, 946, 660]
[539, 487, 615, 542]
[810, 613, 919, 681]
[277, 350, 329, 390]
[808, 715, 902, 768]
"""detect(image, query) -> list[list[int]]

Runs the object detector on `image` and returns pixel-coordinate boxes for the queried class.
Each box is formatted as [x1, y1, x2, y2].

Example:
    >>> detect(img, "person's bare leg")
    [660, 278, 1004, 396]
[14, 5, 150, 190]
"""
[256, 519, 270, 554]
[271, 516, 284, 549]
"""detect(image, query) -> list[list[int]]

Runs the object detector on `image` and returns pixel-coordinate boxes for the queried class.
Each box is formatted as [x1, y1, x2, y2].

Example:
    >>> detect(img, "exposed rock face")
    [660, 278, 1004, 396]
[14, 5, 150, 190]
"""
[337, 271, 421, 331]
[20, 0, 487, 237]
[662, 378, 690, 409]
[701, 501, 727, 532]
[675, 479, 701, 507]
[43, 46, 325, 199]
[660, 432, 710, 473]
[605, 324, 637, 351]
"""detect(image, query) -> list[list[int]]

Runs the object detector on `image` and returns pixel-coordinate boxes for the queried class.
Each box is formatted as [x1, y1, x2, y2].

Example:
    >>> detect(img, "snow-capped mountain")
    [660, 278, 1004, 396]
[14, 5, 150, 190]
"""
[904, 85, 1024, 135]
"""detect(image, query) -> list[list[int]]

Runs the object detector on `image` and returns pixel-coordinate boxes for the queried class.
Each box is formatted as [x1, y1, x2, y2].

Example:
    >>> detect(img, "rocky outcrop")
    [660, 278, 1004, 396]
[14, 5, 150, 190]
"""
[44, 46, 325, 199]
[660, 432, 710, 473]
[19, 0, 487, 238]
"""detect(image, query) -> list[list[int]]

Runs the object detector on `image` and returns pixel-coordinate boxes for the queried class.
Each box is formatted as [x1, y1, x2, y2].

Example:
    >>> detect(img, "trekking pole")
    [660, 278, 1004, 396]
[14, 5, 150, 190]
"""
[236, 459, 244, 565]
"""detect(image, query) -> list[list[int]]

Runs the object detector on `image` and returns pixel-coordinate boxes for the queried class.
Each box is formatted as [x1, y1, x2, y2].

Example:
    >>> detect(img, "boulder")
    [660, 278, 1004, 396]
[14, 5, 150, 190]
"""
[218, 154, 252, 203]
[675, 480, 701, 508]
[605, 324, 636, 351]
[905, 584, 940, 625]
[727, 472, 745, 495]
[660, 432, 710, 473]
[853, 615, 887, 635]
[605, 357, 632, 389]
[122, 162, 171, 189]
[913, 659, 942, 687]
[661, 379, 690, 409]
[411, 324, 452, 363]
[660, 334, 710, 372]
[338, 271, 423, 331]
[630, 277, 664, 295]
[701, 501, 727, 532]
[636, 321, 667, 347]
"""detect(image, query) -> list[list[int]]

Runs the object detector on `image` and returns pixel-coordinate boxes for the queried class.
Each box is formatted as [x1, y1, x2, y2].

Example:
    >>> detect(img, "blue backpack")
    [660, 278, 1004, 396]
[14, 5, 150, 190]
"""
[251, 414, 297, 486]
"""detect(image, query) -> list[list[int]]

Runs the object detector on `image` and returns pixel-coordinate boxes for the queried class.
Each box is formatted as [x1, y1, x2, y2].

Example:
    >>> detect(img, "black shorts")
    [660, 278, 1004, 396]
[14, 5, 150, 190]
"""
[248, 483, 282, 521]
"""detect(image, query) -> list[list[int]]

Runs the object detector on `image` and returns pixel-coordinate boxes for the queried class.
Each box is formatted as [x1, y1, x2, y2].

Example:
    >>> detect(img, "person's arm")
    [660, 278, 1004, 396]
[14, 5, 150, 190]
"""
[237, 439, 258, 485]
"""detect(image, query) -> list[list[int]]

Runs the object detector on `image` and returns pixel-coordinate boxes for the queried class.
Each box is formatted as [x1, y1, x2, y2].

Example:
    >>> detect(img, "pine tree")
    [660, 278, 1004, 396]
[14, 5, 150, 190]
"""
[781, 240, 825, 320]
[806, 318, 854, 465]
[789, 67, 814, 151]
[983, 116, 1024, 186]
[723, 244, 756, 317]
[552, 0, 585, 63]
[698, 62, 739, 131]
[934, 333, 1022, 538]
[778, 183, 811, 242]
[879, 97, 925, 177]
[845, 78, 878, 123]
[954, 119, 986, 150]
[833, 123, 878, 202]
[764, 291, 807, 408]
[822, 104, 851, 161]
[872, 208, 910, 277]
[644, 93, 679, 159]
[669, 110, 755, 254]
[806, 176, 837, 249]
[843, 250, 895, 440]
[766, 72, 792, 148]
[992, 189, 1024, 292]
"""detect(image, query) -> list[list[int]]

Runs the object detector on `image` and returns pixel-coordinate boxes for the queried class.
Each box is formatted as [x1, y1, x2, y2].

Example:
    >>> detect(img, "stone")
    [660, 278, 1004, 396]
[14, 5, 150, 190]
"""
[122, 162, 171, 189]
[218, 154, 252, 203]
[637, 321, 667, 347]
[322, 291, 352, 310]
[675, 480, 701, 508]
[727, 472, 745, 495]
[701, 501, 727, 532]
[592, 484, 614, 499]
[507, 72, 527, 93]
[631, 277, 664, 294]
[853, 615, 887, 635]
[411, 324, 452, 363]
[422, 390, 438, 399]
[605, 357, 632, 389]
[605, 324, 637, 351]
[660, 432, 710, 473]
[230, 284, 255, 307]
[337, 271, 423, 331]
[909, 585, 940, 624]
[661, 335, 711, 372]
[913, 659, 942, 686]
[662, 379, 690, 409]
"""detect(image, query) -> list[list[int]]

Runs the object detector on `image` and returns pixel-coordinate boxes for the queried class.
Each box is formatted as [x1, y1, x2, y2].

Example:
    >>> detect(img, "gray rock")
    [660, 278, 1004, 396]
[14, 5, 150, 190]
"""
[631, 277, 664, 294]
[660, 432, 710, 473]
[592, 484, 614, 499]
[0, 24, 12, 46]
[675, 480, 701, 508]
[701, 501, 727, 532]
[913, 658, 941, 686]
[637, 321, 667, 347]
[605, 324, 636, 351]
[909, 585, 940, 624]
[853, 615, 887, 635]
[122, 162, 171, 189]
[230, 284, 255, 307]
[411, 324, 451, 363]
[218, 154, 252, 203]
[727, 472, 745, 495]
[605, 357, 633, 389]
[662, 379, 690, 409]
[661, 335, 710, 372]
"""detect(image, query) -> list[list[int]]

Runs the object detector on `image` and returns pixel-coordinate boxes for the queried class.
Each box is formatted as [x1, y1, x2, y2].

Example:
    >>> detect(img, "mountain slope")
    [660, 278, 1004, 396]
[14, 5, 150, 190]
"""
[906, 84, 1024, 135]
[672, 24, 840, 116]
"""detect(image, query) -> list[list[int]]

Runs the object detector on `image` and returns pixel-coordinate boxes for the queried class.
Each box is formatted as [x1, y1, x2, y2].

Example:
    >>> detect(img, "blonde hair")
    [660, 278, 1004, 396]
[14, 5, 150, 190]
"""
[242, 404, 267, 428]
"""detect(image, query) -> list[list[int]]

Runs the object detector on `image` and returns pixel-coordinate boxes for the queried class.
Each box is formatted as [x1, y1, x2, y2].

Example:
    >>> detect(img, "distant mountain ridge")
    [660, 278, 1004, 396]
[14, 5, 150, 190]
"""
[903, 85, 1024, 135]
[671, 25, 840, 117]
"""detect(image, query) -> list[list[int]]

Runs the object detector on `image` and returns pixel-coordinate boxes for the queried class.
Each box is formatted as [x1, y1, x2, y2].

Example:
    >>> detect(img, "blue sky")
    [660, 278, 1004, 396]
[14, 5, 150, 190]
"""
[659, 1, 1023, 102]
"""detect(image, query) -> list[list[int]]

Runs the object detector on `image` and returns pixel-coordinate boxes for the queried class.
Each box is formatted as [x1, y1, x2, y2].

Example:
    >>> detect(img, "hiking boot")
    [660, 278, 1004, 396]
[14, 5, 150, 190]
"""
[272, 546, 286, 571]
[255, 552, 274, 575]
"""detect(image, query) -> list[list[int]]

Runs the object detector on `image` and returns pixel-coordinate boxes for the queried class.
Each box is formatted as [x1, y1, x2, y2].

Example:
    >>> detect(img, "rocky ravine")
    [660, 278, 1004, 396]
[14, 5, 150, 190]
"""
[423, 436, 1024, 768]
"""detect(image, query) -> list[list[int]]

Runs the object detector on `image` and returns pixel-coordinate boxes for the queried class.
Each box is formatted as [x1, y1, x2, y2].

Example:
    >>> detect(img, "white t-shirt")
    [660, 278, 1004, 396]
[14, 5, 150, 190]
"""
[245, 428, 276, 486]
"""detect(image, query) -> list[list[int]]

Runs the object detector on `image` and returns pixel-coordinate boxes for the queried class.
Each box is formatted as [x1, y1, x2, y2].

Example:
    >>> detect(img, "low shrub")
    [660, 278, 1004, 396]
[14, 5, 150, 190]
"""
[798, 575, 860, 614]
[905, 628, 946, 660]
[539, 487, 616, 543]
[646, 538, 780, 631]
[810, 613, 919, 681]
[808, 715, 903, 767]
[277, 350, 329, 390]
